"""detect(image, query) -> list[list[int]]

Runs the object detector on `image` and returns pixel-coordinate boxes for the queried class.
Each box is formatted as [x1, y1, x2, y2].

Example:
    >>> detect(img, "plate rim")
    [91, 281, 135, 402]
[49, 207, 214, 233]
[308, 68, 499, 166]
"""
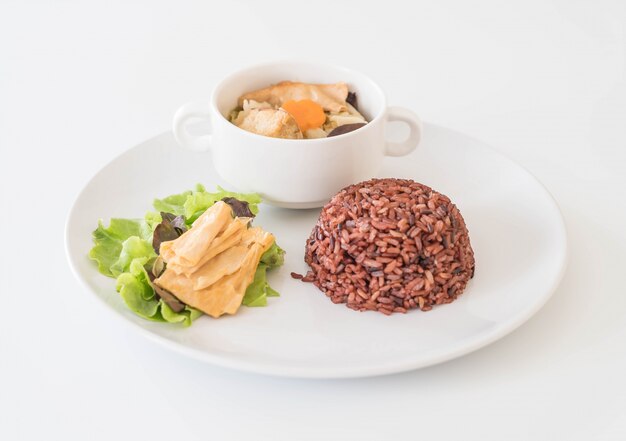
[65, 126, 568, 379]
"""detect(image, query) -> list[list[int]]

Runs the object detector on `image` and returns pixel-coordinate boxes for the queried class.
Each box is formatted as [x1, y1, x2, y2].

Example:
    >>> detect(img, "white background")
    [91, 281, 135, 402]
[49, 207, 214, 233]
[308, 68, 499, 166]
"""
[1, 0, 625, 439]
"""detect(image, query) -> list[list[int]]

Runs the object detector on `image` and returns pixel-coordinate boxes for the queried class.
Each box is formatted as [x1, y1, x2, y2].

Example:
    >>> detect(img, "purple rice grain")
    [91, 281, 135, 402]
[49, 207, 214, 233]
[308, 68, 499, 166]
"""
[300, 178, 475, 314]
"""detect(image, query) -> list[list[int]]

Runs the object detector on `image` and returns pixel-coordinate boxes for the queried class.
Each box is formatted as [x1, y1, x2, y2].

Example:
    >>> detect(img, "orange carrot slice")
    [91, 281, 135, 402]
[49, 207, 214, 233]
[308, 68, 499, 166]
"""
[282, 99, 326, 132]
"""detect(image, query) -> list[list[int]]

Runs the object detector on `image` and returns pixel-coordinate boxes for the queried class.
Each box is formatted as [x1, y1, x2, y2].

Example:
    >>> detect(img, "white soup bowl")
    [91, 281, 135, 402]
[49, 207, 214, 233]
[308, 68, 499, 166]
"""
[173, 62, 422, 209]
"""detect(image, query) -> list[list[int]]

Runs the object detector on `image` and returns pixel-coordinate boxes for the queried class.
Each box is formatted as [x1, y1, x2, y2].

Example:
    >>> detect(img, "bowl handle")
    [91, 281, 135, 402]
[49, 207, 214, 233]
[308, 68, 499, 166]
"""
[384, 107, 422, 157]
[173, 102, 213, 152]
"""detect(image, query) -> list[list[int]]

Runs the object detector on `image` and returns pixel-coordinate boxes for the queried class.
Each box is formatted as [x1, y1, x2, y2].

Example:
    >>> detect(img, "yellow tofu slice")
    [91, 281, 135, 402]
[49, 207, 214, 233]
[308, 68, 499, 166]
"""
[159, 240, 174, 259]
[239, 226, 272, 247]
[166, 217, 249, 276]
[155, 228, 274, 318]
[201, 218, 250, 265]
[162, 201, 232, 267]
[193, 245, 249, 290]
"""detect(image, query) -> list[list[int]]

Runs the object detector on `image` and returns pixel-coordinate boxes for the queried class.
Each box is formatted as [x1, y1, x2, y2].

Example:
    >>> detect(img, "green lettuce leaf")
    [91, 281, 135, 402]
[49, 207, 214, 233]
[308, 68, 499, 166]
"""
[242, 264, 270, 307]
[144, 211, 163, 231]
[260, 242, 285, 269]
[89, 218, 152, 277]
[266, 285, 280, 298]
[184, 185, 262, 222]
[110, 236, 156, 277]
[161, 301, 202, 326]
[154, 184, 262, 225]
[211, 185, 262, 214]
[152, 190, 191, 216]
[115, 258, 200, 326]
[242, 243, 285, 307]
[116, 258, 161, 319]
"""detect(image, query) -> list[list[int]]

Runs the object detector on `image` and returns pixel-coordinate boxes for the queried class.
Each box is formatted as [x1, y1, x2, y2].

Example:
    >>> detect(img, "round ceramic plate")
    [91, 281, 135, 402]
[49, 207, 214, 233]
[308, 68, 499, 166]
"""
[65, 124, 567, 378]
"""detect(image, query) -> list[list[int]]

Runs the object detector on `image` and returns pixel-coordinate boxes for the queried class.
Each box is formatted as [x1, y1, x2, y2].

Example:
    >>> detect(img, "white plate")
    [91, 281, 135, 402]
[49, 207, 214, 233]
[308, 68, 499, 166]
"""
[65, 124, 567, 378]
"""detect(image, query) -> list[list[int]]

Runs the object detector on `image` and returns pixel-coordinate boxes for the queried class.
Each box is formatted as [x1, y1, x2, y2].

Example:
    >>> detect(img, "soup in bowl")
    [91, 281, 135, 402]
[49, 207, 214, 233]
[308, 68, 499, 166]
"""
[173, 61, 422, 209]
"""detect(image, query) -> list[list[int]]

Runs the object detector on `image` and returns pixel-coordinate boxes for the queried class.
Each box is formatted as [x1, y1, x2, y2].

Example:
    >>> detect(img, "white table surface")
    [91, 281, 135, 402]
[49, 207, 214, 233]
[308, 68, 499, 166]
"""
[2, 1, 625, 439]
